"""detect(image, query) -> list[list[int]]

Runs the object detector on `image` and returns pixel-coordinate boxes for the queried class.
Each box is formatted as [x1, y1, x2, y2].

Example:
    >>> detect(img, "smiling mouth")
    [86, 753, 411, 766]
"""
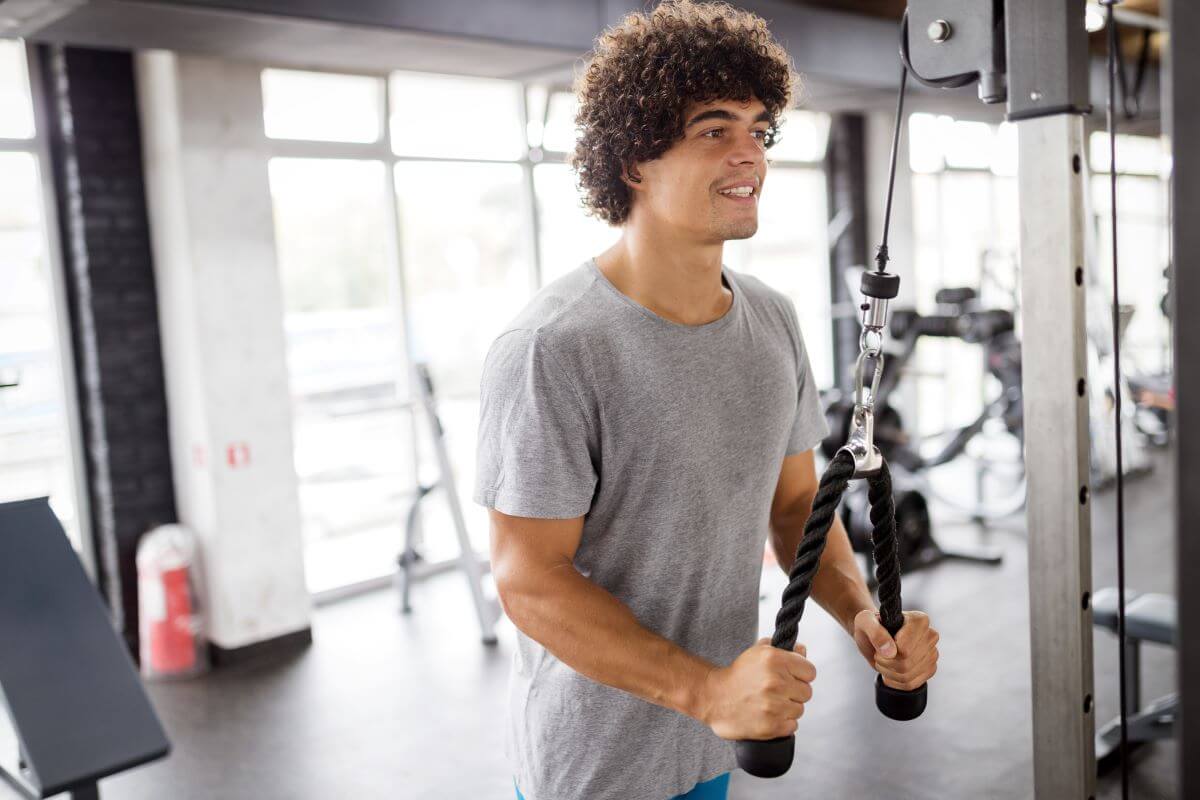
[717, 186, 758, 206]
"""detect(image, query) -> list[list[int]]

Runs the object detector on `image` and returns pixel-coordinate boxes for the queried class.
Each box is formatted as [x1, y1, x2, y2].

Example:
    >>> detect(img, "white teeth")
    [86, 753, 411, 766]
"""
[720, 186, 754, 197]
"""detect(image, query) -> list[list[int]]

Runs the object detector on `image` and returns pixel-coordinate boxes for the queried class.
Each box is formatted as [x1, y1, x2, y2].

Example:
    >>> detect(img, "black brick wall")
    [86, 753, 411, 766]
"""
[37, 45, 177, 656]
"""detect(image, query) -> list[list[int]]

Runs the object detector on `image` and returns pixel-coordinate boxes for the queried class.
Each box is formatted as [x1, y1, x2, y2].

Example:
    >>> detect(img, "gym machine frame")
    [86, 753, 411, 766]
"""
[747, 3, 1105, 796]
[904, 3, 1098, 796]
[1171, 0, 1200, 795]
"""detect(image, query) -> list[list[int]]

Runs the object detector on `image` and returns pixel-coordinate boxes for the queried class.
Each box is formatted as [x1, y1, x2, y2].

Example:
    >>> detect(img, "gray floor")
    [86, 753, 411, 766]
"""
[22, 447, 1181, 800]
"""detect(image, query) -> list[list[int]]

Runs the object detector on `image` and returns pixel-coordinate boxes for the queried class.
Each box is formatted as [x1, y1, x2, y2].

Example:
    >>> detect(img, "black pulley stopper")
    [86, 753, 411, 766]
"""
[861, 270, 900, 300]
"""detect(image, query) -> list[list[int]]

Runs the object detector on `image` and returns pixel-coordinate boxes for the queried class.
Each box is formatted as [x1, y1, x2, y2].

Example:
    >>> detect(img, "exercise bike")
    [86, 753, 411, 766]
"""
[821, 286, 1016, 586]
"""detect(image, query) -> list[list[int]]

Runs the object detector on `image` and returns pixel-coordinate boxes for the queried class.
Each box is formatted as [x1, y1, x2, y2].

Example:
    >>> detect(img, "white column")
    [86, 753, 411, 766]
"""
[136, 51, 311, 651]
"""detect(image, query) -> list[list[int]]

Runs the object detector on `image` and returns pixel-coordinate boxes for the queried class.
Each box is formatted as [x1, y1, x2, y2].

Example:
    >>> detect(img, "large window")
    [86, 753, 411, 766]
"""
[531, 91, 831, 383]
[907, 115, 1172, 436]
[0, 40, 85, 552]
[527, 88, 620, 284]
[726, 118, 832, 386]
[267, 154, 413, 593]
[265, 69, 831, 594]
[1088, 131, 1171, 377]
[908, 113, 1020, 440]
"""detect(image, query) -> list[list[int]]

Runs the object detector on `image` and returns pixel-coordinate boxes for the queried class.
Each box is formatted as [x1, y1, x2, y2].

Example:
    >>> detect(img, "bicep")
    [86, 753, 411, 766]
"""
[770, 449, 819, 527]
[488, 508, 585, 593]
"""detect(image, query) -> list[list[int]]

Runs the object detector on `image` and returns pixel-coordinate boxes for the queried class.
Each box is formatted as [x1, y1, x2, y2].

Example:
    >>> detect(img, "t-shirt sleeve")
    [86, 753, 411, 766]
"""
[782, 300, 831, 456]
[473, 329, 598, 518]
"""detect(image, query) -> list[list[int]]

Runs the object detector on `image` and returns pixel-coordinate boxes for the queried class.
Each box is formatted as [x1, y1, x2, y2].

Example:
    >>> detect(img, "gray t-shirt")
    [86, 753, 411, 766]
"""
[473, 258, 829, 800]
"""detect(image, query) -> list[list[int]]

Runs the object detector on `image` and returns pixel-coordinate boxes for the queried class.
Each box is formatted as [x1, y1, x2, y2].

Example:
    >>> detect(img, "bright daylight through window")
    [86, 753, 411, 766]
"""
[262, 69, 834, 596]
[0, 40, 84, 551]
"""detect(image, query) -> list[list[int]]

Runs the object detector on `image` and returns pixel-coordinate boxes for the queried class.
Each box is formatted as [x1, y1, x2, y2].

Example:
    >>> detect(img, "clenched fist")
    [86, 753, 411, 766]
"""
[698, 638, 816, 741]
[853, 609, 939, 691]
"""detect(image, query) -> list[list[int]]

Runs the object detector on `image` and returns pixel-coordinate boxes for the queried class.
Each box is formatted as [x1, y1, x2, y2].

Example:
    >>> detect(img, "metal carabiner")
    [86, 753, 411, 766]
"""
[841, 344, 887, 478]
[838, 267, 898, 478]
[859, 326, 884, 358]
[838, 406, 884, 478]
[851, 348, 885, 413]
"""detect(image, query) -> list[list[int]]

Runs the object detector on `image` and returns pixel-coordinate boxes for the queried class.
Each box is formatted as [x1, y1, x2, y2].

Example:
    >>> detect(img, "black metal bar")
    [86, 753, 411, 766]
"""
[1169, 0, 1200, 793]
[1101, 4, 1131, 797]
[824, 114, 870, 392]
[70, 781, 100, 800]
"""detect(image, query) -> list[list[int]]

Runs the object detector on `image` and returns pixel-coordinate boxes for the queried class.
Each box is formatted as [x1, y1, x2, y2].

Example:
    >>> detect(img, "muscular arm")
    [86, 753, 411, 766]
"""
[488, 509, 715, 721]
[768, 449, 876, 637]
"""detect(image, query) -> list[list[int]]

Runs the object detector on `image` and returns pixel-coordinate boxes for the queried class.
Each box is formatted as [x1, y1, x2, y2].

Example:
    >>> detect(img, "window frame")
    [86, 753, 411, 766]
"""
[263, 68, 831, 600]
[13, 42, 96, 576]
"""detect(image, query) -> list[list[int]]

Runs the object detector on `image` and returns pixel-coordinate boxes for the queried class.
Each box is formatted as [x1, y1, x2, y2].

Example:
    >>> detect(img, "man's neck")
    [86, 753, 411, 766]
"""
[595, 218, 733, 327]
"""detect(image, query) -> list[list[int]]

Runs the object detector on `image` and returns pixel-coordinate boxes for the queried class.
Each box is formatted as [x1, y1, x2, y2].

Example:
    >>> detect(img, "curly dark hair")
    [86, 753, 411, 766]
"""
[571, 0, 799, 226]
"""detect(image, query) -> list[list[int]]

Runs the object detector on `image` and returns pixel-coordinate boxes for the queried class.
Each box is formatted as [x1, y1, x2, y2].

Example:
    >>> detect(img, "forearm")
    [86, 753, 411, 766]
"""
[498, 562, 716, 722]
[810, 515, 877, 635]
[771, 511, 876, 638]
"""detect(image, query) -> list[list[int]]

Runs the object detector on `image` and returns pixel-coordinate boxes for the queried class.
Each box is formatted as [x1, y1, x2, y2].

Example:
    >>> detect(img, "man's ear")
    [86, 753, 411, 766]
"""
[620, 161, 644, 189]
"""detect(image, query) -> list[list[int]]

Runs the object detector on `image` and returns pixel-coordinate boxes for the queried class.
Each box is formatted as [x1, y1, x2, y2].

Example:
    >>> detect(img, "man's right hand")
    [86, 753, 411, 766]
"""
[698, 638, 815, 741]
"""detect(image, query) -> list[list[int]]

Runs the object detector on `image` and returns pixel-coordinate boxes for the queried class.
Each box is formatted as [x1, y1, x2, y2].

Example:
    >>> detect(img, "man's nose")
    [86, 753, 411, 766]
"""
[727, 129, 766, 167]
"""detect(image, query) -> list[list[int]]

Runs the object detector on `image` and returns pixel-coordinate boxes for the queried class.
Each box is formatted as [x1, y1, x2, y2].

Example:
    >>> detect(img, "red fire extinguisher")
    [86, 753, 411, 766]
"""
[137, 524, 208, 679]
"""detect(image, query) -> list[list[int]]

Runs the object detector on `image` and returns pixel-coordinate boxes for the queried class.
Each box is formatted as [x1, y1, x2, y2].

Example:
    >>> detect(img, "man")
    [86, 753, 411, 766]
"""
[473, 2, 939, 798]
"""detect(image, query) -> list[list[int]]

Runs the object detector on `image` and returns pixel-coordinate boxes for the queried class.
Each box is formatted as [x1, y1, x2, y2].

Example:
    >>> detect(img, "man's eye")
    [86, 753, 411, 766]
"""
[752, 130, 768, 140]
[703, 128, 724, 138]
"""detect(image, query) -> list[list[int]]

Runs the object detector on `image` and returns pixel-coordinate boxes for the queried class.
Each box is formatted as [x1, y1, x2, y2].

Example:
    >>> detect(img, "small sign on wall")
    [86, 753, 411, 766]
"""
[225, 442, 251, 469]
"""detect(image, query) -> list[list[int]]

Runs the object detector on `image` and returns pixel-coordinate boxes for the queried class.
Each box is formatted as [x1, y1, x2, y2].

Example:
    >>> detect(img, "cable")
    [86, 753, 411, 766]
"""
[1115, 26, 1154, 120]
[875, 66, 907, 273]
[877, 10, 979, 273]
[1102, 2, 1131, 798]
[899, 10, 979, 90]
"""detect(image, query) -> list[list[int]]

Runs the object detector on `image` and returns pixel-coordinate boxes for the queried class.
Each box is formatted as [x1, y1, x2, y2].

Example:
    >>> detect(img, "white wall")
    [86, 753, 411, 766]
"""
[136, 51, 311, 650]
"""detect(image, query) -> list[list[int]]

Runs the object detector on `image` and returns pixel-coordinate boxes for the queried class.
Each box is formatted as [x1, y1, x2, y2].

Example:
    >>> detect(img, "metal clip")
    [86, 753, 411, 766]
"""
[851, 348, 885, 414]
[839, 342, 887, 478]
[838, 405, 884, 478]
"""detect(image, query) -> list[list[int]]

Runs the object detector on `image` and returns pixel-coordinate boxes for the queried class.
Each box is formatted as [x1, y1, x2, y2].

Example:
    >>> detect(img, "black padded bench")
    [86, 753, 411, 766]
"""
[1091, 586, 1177, 772]
[0, 498, 170, 798]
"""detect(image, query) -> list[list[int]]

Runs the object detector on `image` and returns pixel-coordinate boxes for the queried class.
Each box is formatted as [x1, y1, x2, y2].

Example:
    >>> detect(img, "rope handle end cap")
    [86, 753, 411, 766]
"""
[875, 674, 928, 721]
[734, 735, 795, 778]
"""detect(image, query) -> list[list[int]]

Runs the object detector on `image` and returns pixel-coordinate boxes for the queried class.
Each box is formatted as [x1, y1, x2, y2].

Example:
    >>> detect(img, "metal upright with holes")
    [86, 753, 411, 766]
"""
[1169, 0, 1200, 794]
[905, 1, 1097, 795]
[1016, 114, 1096, 799]
[1009, 4, 1096, 796]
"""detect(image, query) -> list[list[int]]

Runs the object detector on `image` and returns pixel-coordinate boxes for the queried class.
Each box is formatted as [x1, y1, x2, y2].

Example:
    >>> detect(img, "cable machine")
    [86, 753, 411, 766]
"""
[746, 3, 1159, 797]
[889, 3, 1142, 796]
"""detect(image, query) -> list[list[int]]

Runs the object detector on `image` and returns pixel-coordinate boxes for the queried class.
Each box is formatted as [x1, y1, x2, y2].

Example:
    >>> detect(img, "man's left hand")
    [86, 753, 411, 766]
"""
[852, 609, 939, 691]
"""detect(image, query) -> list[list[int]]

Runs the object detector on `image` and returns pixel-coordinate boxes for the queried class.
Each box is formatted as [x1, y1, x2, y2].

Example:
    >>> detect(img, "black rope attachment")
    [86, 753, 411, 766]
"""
[736, 452, 927, 780]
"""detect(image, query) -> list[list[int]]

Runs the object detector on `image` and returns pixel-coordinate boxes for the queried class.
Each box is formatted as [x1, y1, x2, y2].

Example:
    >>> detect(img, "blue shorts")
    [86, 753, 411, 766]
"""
[515, 772, 729, 800]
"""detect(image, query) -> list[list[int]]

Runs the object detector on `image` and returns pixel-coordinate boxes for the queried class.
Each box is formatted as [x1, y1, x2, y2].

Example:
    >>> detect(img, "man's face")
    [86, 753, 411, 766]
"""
[630, 97, 771, 242]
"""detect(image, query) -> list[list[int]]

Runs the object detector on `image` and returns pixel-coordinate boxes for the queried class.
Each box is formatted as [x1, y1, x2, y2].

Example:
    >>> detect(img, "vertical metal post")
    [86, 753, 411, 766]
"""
[518, 84, 545, 293]
[1168, 0, 1200, 792]
[411, 365, 500, 645]
[1016, 114, 1095, 800]
[824, 114, 870, 392]
[69, 781, 99, 800]
[381, 81, 424, 493]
